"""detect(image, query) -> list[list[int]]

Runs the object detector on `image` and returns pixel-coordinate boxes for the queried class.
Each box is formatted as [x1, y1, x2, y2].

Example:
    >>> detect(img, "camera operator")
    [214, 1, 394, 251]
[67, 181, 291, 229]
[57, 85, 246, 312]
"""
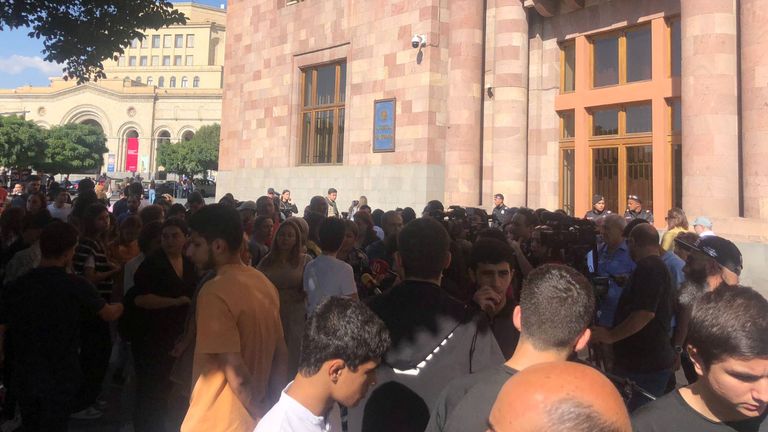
[590, 215, 636, 336]
[591, 223, 675, 412]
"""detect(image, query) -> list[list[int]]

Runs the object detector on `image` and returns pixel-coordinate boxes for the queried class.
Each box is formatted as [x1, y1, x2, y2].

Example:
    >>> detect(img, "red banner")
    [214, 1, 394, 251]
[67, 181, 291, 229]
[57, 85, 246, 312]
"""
[125, 137, 139, 172]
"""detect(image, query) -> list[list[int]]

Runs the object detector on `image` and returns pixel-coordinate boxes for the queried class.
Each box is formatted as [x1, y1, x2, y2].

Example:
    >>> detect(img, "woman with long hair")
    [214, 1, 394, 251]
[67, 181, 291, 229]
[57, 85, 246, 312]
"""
[661, 207, 689, 251]
[25, 191, 47, 215]
[258, 219, 311, 376]
[130, 217, 198, 431]
[353, 211, 379, 250]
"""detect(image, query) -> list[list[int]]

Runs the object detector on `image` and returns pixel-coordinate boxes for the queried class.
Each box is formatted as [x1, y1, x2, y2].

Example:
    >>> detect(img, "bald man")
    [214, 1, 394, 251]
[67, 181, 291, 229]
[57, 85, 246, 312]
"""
[488, 361, 631, 432]
[427, 264, 595, 432]
[591, 223, 675, 411]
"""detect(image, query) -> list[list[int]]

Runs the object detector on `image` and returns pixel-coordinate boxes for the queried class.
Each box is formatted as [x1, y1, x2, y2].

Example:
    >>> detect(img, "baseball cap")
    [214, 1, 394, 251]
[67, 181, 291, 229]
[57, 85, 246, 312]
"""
[675, 235, 743, 276]
[627, 194, 641, 203]
[267, 187, 277, 195]
[692, 216, 713, 229]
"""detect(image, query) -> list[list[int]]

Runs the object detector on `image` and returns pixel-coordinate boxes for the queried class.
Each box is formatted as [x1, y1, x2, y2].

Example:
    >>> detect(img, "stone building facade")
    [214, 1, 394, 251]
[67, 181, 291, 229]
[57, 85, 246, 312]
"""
[219, 0, 767, 284]
[0, 2, 225, 178]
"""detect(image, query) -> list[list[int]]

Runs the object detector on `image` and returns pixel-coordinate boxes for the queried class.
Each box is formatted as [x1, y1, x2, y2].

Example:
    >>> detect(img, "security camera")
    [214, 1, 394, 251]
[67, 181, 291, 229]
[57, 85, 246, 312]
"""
[411, 34, 426, 49]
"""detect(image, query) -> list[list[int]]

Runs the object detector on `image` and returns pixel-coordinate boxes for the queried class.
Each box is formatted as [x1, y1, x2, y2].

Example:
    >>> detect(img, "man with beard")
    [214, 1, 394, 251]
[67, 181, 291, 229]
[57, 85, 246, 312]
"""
[181, 205, 288, 431]
[671, 235, 743, 384]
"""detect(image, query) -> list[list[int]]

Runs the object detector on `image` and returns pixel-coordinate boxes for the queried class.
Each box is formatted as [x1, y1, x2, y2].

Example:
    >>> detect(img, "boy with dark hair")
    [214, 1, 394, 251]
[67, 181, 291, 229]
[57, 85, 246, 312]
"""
[181, 204, 288, 431]
[427, 264, 595, 432]
[348, 217, 504, 432]
[633, 286, 768, 431]
[303, 217, 357, 315]
[468, 238, 517, 357]
[0, 221, 123, 431]
[256, 297, 391, 431]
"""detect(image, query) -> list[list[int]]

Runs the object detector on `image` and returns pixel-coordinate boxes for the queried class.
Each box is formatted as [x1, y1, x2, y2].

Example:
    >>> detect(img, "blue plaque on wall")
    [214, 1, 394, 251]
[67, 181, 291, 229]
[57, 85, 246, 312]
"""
[373, 98, 396, 152]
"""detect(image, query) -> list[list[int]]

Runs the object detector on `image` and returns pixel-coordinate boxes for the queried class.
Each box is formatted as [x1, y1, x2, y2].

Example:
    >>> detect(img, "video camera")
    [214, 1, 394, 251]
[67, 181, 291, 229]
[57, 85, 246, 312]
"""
[536, 211, 605, 297]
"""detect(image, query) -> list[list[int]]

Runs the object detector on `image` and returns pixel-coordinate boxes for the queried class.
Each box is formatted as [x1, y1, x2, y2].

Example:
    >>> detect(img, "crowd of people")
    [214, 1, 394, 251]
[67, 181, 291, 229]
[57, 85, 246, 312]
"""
[0, 173, 764, 432]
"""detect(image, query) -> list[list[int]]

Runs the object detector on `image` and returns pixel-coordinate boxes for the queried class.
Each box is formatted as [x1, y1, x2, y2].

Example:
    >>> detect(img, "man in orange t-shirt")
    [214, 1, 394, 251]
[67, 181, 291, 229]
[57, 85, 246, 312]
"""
[181, 204, 288, 431]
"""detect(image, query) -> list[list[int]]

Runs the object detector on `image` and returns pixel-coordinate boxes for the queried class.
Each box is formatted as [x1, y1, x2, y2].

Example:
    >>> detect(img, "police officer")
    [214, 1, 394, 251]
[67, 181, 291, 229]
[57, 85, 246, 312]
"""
[584, 194, 611, 221]
[492, 193, 510, 228]
[624, 194, 654, 223]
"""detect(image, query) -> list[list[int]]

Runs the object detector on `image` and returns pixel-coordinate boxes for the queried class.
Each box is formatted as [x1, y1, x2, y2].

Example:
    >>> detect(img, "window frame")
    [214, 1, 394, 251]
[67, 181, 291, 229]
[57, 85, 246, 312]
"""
[163, 35, 172, 48]
[588, 102, 652, 140]
[560, 40, 576, 94]
[186, 34, 195, 48]
[193, 76, 200, 88]
[152, 35, 161, 48]
[139, 56, 148, 66]
[175, 34, 184, 49]
[298, 61, 347, 165]
[589, 24, 652, 89]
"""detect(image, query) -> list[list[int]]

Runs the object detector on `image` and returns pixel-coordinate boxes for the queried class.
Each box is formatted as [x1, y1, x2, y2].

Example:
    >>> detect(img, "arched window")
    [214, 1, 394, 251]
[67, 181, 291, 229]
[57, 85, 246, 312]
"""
[135, 76, 141, 84]
[181, 130, 195, 141]
[169, 76, 176, 88]
[193, 76, 200, 88]
[158, 76, 165, 87]
[157, 130, 172, 145]
[181, 76, 188, 88]
[146, 76, 153, 86]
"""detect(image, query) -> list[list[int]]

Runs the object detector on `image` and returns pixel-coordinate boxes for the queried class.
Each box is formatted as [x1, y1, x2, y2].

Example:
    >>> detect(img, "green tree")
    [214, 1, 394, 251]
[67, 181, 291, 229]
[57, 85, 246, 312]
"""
[156, 140, 185, 175]
[0, 115, 47, 168]
[0, 1, 187, 83]
[36, 123, 109, 175]
[157, 124, 220, 177]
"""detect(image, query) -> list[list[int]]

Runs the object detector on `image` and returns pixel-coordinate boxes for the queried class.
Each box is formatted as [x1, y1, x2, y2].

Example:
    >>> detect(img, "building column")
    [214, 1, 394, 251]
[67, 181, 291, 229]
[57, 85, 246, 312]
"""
[444, 0, 485, 206]
[681, 0, 739, 218]
[740, 0, 768, 220]
[489, 0, 529, 207]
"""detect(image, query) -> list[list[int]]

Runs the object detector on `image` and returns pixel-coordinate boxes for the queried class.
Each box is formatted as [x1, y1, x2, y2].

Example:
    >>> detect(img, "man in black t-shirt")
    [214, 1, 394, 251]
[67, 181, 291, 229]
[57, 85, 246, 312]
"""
[347, 217, 504, 432]
[633, 286, 768, 431]
[0, 222, 123, 431]
[426, 264, 596, 432]
[591, 223, 675, 411]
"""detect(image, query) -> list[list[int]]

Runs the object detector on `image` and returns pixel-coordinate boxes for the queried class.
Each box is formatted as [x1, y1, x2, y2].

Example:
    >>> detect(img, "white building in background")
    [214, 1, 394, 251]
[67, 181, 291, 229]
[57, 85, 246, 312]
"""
[0, 2, 225, 179]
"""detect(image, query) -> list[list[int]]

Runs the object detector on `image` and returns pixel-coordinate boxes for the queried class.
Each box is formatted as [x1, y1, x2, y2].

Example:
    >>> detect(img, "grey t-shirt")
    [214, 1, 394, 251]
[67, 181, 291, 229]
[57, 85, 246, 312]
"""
[427, 364, 517, 432]
[633, 389, 768, 432]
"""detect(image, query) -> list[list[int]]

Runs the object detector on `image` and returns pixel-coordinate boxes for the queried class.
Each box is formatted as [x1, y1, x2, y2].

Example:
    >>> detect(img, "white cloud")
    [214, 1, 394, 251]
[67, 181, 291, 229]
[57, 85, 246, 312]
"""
[0, 55, 62, 76]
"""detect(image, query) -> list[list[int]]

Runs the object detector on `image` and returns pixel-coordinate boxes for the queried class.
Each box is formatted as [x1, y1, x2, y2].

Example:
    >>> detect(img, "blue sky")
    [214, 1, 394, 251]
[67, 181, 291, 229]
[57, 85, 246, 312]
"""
[0, 1, 226, 89]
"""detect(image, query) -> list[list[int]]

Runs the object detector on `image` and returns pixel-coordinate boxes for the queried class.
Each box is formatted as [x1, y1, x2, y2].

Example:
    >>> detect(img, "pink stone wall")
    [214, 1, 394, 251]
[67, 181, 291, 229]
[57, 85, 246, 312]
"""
[681, 0, 739, 219]
[220, 0, 464, 207]
[741, 0, 768, 220]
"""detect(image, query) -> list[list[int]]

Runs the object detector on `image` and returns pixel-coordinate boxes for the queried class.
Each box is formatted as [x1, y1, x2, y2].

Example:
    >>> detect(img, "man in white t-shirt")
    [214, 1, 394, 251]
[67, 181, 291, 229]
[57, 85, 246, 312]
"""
[255, 297, 390, 432]
[303, 217, 358, 315]
[47, 188, 72, 222]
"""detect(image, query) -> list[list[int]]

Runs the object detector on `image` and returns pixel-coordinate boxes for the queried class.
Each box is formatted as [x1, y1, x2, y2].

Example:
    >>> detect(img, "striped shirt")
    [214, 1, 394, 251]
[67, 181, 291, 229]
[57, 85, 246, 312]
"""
[72, 237, 113, 299]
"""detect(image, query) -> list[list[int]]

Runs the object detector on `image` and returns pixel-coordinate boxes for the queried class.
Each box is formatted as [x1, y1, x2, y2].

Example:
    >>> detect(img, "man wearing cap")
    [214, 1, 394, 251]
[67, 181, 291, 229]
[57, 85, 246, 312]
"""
[624, 195, 654, 224]
[325, 188, 339, 218]
[676, 235, 742, 298]
[692, 217, 715, 237]
[492, 194, 510, 228]
[671, 235, 743, 383]
[585, 194, 611, 221]
[267, 188, 281, 219]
